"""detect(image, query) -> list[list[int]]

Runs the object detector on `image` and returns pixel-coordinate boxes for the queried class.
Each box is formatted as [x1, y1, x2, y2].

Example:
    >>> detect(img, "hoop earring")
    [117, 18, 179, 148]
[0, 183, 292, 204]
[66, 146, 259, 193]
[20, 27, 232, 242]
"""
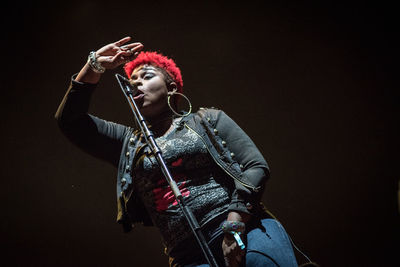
[167, 90, 192, 117]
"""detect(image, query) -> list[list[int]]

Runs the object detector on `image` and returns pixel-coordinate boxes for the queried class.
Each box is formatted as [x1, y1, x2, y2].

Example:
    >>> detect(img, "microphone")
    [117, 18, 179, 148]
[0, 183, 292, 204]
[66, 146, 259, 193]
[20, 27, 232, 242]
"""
[115, 73, 137, 96]
[115, 73, 132, 86]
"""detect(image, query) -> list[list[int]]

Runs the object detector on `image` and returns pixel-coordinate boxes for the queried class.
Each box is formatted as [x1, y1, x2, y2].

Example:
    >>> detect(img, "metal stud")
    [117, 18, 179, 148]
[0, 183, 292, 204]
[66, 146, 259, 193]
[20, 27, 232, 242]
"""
[246, 202, 253, 210]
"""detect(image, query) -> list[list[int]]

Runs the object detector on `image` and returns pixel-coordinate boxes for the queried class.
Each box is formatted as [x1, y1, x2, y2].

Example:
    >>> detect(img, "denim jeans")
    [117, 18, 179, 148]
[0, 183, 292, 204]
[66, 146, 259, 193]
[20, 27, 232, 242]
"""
[172, 218, 298, 267]
[244, 218, 298, 267]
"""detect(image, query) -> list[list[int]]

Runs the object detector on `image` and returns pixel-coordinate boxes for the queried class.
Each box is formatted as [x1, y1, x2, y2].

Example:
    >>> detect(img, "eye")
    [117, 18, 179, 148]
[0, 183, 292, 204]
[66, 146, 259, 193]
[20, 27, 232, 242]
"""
[143, 73, 155, 80]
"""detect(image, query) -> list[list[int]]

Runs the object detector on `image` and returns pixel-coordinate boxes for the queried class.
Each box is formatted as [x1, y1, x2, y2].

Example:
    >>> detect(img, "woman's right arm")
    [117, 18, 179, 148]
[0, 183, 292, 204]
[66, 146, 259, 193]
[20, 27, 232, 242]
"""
[55, 37, 143, 167]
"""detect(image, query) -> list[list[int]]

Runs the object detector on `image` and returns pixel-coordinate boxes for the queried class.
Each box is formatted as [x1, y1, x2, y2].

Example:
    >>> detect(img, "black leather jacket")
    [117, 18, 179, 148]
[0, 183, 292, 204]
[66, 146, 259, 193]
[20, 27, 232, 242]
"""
[55, 77, 270, 232]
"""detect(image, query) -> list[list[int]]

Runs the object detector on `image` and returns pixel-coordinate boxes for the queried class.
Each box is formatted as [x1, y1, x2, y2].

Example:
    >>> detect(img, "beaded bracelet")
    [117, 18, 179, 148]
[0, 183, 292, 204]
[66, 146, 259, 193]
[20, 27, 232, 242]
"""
[221, 221, 246, 250]
[88, 51, 105, 73]
[221, 221, 246, 233]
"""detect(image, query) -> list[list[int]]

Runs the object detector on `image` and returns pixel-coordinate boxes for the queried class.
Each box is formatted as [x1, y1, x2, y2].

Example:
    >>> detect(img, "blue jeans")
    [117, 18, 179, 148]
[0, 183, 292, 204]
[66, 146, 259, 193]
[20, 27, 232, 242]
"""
[244, 219, 298, 267]
[174, 218, 298, 267]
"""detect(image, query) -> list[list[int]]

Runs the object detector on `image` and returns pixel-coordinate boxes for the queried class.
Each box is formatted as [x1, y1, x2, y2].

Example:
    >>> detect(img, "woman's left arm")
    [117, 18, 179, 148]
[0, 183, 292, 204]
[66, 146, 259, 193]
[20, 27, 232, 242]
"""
[214, 110, 270, 266]
[215, 110, 270, 215]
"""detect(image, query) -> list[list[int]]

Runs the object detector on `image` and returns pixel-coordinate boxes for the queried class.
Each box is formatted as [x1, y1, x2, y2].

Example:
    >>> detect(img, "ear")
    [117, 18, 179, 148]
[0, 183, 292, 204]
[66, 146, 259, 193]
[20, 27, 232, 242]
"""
[167, 82, 177, 93]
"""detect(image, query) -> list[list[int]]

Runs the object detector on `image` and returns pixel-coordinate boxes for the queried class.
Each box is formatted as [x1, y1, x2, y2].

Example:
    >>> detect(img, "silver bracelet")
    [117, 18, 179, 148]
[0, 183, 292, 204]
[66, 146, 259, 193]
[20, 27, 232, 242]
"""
[87, 51, 105, 73]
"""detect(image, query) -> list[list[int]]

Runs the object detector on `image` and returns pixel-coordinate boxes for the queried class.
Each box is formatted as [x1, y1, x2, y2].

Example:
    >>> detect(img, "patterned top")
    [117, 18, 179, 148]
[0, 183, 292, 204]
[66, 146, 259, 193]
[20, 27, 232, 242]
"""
[132, 120, 233, 252]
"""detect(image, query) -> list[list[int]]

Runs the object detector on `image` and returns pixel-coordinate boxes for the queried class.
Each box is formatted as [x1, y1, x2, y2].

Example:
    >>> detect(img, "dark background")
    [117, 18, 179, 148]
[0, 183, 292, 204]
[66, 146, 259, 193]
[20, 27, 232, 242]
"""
[1, 1, 398, 266]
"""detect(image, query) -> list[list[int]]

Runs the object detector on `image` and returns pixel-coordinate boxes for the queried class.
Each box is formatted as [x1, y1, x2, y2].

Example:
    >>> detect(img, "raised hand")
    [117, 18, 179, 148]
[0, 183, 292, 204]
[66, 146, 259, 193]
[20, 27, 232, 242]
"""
[76, 36, 143, 83]
[95, 36, 144, 70]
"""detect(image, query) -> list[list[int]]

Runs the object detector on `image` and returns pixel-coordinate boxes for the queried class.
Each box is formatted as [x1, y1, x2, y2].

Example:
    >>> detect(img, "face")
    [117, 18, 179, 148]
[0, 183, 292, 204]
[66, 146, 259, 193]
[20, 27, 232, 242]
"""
[129, 65, 173, 118]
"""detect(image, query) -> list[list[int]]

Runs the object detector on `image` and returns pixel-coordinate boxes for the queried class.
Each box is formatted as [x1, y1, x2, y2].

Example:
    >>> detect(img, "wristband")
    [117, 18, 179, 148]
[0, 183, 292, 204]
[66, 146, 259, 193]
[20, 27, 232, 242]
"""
[88, 51, 105, 73]
[221, 221, 246, 250]
[221, 221, 246, 233]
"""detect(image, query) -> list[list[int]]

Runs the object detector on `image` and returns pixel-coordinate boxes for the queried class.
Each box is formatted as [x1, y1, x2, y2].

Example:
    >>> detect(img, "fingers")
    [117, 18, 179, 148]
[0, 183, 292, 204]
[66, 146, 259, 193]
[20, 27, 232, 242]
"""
[117, 46, 142, 61]
[107, 51, 130, 65]
[222, 237, 244, 267]
[98, 36, 143, 57]
[115, 37, 144, 54]
[114, 36, 131, 47]
[224, 256, 240, 267]
[102, 48, 139, 67]
[236, 254, 243, 262]
[120, 43, 144, 61]
[117, 40, 144, 60]
[95, 36, 144, 69]
[128, 43, 144, 54]
[120, 42, 143, 50]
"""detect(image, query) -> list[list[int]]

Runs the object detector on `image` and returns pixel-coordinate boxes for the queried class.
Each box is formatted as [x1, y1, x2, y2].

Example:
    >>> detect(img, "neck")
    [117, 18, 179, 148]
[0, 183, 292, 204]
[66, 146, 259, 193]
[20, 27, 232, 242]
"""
[146, 110, 174, 137]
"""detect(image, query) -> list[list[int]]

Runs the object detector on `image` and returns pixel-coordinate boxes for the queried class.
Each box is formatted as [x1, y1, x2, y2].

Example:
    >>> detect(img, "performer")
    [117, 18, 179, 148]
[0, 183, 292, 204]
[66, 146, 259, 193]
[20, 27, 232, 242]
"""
[55, 36, 298, 267]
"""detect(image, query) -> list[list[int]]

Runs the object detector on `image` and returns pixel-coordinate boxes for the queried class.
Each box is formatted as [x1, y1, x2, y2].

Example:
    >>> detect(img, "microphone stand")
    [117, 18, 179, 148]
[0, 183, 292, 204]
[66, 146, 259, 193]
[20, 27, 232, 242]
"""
[115, 74, 219, 267]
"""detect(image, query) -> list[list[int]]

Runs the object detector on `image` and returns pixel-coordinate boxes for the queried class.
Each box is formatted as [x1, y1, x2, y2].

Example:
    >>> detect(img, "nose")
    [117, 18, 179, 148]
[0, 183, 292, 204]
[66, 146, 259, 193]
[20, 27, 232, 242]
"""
[130, 79, 143, 88]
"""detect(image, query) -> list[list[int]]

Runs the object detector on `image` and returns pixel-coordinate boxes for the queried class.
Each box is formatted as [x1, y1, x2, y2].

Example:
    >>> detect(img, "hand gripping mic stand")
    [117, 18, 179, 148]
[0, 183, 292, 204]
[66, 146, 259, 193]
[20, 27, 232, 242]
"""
[115, 74, 219, 267]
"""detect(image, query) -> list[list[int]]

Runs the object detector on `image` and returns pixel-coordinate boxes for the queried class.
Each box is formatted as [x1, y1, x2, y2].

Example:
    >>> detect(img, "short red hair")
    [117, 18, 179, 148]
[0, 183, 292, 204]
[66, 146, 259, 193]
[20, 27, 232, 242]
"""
[124, 51, 183, 93]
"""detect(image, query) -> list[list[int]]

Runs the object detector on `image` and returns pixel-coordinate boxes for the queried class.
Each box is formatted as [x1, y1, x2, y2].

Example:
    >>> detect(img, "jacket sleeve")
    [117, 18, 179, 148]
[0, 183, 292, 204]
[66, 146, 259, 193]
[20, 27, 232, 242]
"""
[214, 110, 270, 216]
[55, 75, 128, 167]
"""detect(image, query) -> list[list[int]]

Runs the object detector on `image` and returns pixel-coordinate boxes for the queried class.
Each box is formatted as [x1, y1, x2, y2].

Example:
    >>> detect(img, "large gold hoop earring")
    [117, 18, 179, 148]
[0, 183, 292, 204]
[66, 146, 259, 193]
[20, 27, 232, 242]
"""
[167, 90, 192, 117]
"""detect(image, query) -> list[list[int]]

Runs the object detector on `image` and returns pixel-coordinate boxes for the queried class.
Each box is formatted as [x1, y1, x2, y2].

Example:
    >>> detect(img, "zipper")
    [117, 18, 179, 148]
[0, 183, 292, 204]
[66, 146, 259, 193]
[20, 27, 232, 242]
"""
[184, 123, 260, 192]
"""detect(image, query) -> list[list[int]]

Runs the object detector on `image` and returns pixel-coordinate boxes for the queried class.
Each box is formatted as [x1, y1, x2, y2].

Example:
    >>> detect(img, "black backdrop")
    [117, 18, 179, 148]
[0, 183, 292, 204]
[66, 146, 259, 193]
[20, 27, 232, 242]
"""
[1, 1, 398, 266]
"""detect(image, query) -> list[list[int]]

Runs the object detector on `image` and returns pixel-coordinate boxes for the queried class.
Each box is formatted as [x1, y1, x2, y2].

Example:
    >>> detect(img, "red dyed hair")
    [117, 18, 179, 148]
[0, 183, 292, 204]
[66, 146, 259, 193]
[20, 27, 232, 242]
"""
[124, 51, 183, 93]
